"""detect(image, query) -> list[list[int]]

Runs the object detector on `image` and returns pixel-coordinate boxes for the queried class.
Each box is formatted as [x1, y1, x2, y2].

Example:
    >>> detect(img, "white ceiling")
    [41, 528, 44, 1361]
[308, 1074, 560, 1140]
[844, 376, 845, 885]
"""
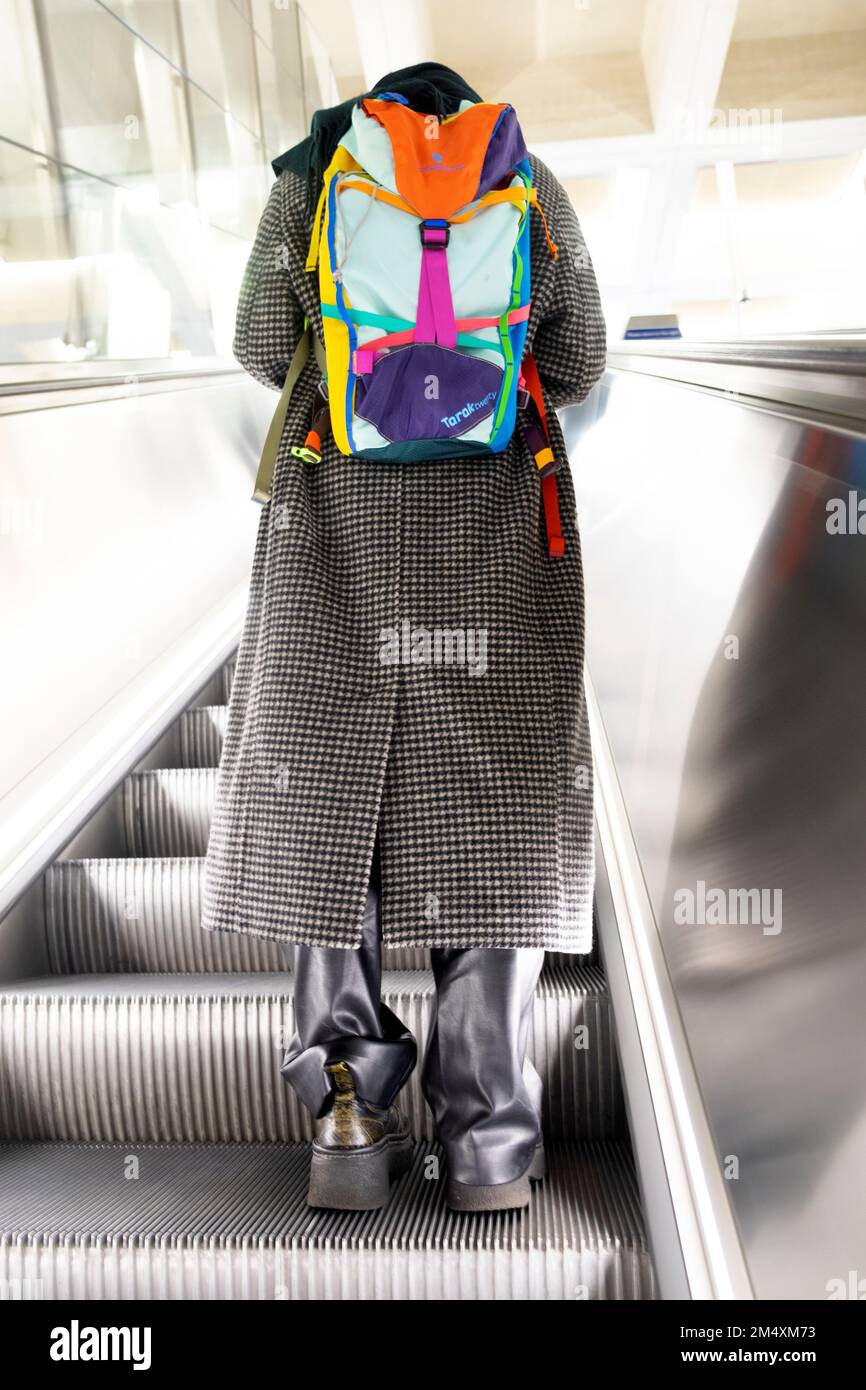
[731, 0, 866, 41]
[296, 0, 866, 333]
[299, 0, 866, 136]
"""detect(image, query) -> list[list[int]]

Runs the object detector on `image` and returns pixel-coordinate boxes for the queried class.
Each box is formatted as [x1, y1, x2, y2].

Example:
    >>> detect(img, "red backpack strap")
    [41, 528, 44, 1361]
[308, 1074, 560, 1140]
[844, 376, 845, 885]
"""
[521, 353, 565, 558]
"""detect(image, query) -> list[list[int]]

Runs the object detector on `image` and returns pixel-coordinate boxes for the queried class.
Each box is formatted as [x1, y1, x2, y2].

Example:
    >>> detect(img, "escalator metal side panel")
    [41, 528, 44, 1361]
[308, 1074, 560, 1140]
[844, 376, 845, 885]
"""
[588, 676, 753, 1301]
[568, 365, 866, 1300]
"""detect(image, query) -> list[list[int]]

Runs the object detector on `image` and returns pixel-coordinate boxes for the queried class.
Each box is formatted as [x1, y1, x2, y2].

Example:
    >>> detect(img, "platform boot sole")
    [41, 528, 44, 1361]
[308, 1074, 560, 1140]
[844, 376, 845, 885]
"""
[307, 1131, 413, 1211]
[445, 1138, 545, 1213]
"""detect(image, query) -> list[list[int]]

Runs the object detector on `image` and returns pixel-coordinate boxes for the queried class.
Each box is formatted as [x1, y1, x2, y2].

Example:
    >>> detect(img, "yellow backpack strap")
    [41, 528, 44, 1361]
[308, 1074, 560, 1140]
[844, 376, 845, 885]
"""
[336, 180, 418, 216]
[450, 186, 532, 223]
[252, 324, 321, 504]
[306, 146, 364, 271]
[306, 185, 327, 272]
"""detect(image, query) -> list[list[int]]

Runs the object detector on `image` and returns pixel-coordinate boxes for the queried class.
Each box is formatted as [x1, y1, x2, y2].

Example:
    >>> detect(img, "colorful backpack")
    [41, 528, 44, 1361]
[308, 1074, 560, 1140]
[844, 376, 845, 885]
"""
[274, 94, 564, 555]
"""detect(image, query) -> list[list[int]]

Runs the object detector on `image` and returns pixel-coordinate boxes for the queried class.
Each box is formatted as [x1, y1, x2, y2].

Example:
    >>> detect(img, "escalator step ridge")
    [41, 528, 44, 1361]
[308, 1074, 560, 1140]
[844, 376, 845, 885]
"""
[122, 770, 218, 857]
[0, 1138, 656, 1300]
[178, 706, 228, 768]
[0, 973, 624, 1143]
[43, 857, 598, 973]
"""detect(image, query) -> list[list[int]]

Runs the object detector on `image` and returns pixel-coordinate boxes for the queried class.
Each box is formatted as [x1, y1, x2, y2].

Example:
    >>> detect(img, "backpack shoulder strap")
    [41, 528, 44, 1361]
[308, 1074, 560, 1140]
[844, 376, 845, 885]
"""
[305, 146, 363, 271]
[521, 352, 565, 558]
[252, 323, 326, 504]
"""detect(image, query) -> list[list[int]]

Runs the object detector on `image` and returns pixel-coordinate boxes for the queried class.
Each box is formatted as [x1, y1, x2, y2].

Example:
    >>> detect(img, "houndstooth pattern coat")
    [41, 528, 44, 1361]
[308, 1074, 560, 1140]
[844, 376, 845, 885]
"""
[201, 154, 606, 952]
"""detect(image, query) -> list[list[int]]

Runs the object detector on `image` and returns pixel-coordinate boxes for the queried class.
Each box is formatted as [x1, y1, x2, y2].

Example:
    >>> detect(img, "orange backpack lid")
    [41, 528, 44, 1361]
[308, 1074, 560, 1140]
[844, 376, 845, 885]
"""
[360, 97, 509, 219]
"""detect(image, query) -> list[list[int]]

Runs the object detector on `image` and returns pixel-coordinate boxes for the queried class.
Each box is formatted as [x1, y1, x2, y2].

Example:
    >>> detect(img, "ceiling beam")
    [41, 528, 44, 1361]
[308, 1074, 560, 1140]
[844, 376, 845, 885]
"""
[641, 0, 740, 140]
[532, 116, 866, 179]
[627, 0, 740, 312]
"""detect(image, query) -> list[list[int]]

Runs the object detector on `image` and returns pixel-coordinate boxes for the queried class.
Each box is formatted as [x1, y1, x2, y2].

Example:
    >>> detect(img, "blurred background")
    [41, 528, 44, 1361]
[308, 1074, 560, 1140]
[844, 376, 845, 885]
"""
[0, 0, 337, 368]
[2, 0, 865, 371]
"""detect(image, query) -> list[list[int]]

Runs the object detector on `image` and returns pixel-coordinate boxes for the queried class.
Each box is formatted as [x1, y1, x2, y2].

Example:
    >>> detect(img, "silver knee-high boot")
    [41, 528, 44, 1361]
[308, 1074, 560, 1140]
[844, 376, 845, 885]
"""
[280, 836, 416, 1210]
[422, 945, 546, 1211]
[280, 835, 546, 1213]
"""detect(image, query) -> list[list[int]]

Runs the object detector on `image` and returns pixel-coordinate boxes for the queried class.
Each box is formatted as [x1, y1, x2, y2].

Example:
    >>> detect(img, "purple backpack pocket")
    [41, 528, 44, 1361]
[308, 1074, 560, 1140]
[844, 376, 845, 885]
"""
[354, 343, 503, 443]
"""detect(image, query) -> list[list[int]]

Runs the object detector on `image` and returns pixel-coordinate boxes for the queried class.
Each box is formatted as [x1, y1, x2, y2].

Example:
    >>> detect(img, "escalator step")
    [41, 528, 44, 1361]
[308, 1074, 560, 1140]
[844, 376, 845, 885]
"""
[122, 770, 216, 856]
[43, 857, 430, 972]
[0, 1138, 655, 1300]
[8, 642, 646, 1298]
[0, 970, 623, 1143]
[44, 857, 596, 974]
[179, 706, 227, 768]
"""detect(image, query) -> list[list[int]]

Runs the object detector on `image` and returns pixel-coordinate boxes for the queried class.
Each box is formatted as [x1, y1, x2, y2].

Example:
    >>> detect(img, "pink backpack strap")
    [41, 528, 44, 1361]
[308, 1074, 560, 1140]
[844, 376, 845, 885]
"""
[415, 221, 457, 348]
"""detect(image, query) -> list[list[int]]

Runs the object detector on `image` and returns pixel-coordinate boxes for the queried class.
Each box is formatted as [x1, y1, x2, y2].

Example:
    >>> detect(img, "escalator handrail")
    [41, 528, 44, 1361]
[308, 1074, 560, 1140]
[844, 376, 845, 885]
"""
[608, 336, 866, 377]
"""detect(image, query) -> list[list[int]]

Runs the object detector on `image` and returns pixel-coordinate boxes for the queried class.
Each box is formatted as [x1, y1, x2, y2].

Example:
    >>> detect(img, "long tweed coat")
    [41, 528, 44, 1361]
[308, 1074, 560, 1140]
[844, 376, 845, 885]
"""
[201, 154, 606, 953]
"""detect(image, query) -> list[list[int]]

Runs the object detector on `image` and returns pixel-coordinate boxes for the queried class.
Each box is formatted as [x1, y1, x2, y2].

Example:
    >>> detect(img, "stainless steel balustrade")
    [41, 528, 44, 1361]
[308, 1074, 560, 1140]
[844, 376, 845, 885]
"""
[607, 334, 866, 431]
[564, 334, 866, 1300]
[0, 367, 272, 925]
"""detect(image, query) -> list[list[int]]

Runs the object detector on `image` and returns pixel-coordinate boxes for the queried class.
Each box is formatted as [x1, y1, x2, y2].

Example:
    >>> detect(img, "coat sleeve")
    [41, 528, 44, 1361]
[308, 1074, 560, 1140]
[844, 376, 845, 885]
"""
[233, 173, 308, 393]
[530, 173, 607, 409]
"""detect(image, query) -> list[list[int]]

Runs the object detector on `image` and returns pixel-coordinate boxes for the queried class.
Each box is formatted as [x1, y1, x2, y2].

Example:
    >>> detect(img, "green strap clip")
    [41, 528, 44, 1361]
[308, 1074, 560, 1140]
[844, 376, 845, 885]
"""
[290, 444, 322, 464]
